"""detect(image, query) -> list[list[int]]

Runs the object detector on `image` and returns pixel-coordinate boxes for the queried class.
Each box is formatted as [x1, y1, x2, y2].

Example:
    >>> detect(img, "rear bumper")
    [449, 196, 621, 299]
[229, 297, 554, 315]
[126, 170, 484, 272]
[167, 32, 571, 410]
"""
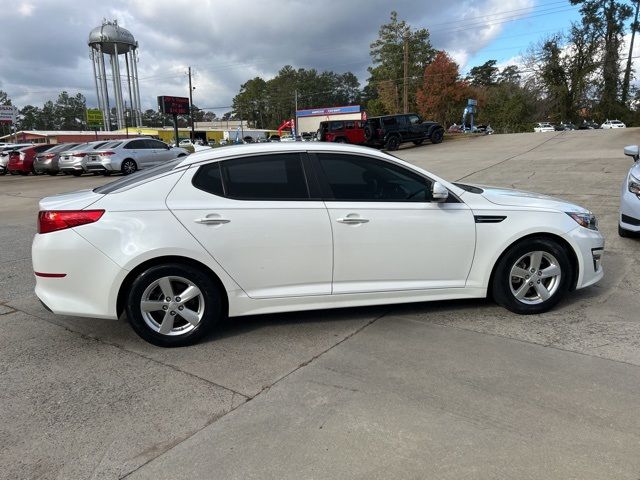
[32, 228, 125, 319]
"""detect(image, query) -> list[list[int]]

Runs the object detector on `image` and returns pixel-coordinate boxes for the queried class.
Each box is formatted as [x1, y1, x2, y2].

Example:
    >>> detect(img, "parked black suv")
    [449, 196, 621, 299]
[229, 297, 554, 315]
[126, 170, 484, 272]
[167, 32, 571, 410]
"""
[363, 113, 444, 151]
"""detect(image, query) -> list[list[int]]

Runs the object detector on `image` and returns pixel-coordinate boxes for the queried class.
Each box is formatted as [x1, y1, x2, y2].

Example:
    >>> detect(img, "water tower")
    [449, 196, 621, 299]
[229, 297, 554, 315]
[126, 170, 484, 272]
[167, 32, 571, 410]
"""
[88, 20, 142, 130]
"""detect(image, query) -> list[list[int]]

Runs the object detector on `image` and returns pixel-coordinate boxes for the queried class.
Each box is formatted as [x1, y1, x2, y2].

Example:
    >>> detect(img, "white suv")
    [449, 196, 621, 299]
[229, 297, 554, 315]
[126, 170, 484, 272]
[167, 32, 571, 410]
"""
[601, 119, 626, 129]
[85, 138, 189, 175]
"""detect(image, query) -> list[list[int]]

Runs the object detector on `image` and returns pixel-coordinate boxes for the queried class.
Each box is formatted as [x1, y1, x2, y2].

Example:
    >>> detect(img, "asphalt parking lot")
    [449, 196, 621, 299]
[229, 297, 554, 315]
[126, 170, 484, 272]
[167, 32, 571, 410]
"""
[1, 130, 639, 479]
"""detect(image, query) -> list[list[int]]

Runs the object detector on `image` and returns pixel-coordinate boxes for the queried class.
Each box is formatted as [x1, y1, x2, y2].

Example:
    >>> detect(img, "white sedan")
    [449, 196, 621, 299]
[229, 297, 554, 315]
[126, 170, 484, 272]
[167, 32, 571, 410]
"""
[619, 145, 640, 237]
[533, 122, 555, 133]
[32, 143, 604, 347]
[601, 119, 626, 129]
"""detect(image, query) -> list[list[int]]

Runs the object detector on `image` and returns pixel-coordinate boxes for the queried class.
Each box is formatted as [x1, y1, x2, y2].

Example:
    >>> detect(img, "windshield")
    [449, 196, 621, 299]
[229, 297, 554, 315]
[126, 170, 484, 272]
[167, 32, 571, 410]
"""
[94, 158, 184, 194]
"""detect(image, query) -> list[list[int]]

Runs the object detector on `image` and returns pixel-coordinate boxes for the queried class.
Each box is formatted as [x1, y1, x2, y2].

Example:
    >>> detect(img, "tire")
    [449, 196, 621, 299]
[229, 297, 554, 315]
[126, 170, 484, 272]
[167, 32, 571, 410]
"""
[47, 171, 57, 176]
[334, 137, 348, 144]
[125, 263, 223, 347]
[384, 135, 401, 151]
[619, 224, 637, 238]
[18, 171, 28, 176]
[103, 171, 112, 176]
[121, 159, 137, 175]
[492, 238, 571, 314]
[72, 171, 82, 177]
[364, 124, 375, 141]
[413, 139, 424, 146]
[430, 128, 444, 144]
[0, 170, 5, 176]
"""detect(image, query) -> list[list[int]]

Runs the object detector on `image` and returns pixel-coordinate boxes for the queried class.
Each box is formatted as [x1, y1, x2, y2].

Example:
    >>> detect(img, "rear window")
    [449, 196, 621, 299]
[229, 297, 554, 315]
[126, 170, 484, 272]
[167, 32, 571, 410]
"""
[102, 141, 123, 149]
[93, 158, 184, 194]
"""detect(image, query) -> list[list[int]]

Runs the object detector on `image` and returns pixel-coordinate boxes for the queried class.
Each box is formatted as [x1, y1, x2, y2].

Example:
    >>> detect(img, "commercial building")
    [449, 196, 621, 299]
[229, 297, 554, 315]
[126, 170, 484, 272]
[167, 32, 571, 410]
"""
[296, 105, 364, 134]
[0, 130, 131, 144]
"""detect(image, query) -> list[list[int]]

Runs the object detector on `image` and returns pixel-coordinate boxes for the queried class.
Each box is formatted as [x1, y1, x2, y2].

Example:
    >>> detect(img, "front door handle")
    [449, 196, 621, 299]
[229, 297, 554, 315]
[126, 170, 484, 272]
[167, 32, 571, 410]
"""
[194, 216, 230, 225]
[337, 217, 369, 224]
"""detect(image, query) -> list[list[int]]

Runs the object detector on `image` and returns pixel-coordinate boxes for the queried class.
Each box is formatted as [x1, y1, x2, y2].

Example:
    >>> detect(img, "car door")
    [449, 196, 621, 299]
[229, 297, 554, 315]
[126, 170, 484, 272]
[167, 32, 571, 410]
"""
[166, 152, 333, 299]
[145, 139, 173, 164]
[407, 114, 423, 139]
[311, 152, 476, 294]
[122, 139, 149, 167]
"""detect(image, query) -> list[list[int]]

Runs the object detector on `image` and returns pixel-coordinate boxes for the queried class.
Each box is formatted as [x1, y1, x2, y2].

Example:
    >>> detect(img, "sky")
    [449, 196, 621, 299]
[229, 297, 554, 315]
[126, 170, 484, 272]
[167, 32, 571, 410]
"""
[0, 0, 595, 116]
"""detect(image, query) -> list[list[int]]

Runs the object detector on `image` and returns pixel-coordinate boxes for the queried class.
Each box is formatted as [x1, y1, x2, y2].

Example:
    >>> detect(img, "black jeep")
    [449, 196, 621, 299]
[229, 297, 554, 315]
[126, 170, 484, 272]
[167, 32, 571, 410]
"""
[363, 113, 444, 151]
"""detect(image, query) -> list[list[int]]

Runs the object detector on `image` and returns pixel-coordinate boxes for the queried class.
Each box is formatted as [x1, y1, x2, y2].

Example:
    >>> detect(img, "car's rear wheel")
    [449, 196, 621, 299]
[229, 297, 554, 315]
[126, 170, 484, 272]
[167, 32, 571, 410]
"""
[492, 238, 571, 314]
[72, 171, 82, 177]
[121, 159, 137, 175]
[125, 263, 223, 347]
[47, 171, 57, 176]
[431, 129, 444, 144]
[385, 135, 401, 151]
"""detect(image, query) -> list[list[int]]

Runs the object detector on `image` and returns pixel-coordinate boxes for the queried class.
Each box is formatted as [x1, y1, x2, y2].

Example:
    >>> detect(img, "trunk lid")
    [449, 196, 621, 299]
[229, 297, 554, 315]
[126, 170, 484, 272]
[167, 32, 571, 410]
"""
[39, 189, 105, 211]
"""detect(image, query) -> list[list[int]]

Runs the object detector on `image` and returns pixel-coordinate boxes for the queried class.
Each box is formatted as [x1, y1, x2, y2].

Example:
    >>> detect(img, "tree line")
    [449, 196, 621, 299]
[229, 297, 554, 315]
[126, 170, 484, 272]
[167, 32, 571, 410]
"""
[3, 1, 640, 135]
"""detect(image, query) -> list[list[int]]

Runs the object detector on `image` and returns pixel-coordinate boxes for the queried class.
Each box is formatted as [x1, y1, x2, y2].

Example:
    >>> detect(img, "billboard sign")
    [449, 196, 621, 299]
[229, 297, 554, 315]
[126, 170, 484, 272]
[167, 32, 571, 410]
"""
[0, 105, 17, 123]
[86, 108, 104, 128]
[158, 96, 190, 115]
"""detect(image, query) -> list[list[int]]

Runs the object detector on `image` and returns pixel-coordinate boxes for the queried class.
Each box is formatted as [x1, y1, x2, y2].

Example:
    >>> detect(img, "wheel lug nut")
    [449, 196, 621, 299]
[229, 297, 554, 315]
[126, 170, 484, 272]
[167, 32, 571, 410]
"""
[178, 305, 184, 310]
[162, 305, 168, 311]
[170, 311, 176, 316]
[175, 297, 181, 302]
[537, 280, 541, 284]
[538, 271, 542, 276]
[166, 297, 171, 302]
[529, 282, 533, 286]
[525, 275, 529, 279]
[530, 268, 535, 273]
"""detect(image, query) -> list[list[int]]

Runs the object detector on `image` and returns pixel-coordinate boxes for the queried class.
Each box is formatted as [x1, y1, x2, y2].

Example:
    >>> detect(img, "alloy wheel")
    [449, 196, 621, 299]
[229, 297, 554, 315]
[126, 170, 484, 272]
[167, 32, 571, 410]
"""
[508, 250, 562, 305]
[140, 276, 205, 336]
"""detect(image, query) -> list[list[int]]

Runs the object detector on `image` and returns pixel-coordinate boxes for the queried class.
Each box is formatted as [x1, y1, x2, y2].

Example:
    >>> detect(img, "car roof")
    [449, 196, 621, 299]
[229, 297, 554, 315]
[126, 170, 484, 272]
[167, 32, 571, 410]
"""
[177, 142, 397, 168]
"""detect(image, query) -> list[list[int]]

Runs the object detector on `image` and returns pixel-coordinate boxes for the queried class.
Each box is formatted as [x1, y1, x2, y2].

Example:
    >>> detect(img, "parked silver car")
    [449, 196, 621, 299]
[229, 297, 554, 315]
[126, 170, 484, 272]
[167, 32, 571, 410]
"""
[33, 143, 81, 175]
[0, 144, 32, 175]
[85, 138, 189, 175]
[58, 141, 111, 176]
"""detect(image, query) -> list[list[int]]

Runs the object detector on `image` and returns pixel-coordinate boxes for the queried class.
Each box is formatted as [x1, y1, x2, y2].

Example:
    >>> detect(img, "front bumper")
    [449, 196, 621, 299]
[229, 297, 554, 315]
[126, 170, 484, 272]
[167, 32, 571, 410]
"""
[620, 188, 640, 233]
[565, 226, 605, 289]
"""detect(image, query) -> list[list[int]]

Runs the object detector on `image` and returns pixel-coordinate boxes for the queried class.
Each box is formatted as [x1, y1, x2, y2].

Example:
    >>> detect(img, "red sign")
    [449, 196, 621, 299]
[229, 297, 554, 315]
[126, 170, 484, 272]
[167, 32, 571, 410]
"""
[158, 96, 190, 115]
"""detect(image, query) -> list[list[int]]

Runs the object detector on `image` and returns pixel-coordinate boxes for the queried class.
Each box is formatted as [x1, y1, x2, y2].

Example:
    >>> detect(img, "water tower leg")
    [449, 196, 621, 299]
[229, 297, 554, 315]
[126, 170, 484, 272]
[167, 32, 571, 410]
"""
[132, 50, 143, 127]
[97, 46, 111, 131]
[110, 45, 124, 129]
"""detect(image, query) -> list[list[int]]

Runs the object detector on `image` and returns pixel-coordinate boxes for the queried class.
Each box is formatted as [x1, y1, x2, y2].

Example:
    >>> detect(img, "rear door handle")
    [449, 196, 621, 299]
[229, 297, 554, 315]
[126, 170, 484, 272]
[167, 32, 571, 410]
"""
[194, 216, 230, 225]
[337, 217, 369, 224]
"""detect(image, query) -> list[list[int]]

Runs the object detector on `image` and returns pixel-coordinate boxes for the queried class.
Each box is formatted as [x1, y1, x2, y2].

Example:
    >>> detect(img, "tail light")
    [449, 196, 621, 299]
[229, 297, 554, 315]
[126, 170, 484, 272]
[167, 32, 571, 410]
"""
[99, 151, 115, 156]
[38, 210, 105, 234]
[72, 152, 87, 157]
[20, 152, 26, 160]
[42, 153, 55, 159]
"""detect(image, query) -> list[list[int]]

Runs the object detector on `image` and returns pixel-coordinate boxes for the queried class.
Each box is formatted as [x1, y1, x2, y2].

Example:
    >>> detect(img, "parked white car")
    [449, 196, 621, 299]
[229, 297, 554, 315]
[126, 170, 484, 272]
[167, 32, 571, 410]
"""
[32, 143, 604, 347]
[601, 119, 626, 129]
[533, 122, 555, 133]
[619, 145, 640, 237]
[84, 137, 189, 175]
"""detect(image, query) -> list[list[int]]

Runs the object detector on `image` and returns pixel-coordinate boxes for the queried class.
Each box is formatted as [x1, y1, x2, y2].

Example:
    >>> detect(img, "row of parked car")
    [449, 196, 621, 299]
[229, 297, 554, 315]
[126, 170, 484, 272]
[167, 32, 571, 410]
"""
[0, 138, 189, 176]
[533, 119, 626, 132]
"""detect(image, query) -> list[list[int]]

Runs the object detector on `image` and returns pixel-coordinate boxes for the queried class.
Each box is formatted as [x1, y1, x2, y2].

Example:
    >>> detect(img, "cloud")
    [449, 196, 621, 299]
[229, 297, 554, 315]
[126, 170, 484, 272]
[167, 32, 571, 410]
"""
[0, 0, 534, 112]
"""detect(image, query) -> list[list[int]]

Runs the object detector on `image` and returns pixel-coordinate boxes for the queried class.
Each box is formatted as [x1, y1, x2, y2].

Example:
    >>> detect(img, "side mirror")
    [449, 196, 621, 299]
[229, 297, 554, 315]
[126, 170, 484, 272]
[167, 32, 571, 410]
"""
[432, 181, 449, 202]
[623, 145, 639, 161]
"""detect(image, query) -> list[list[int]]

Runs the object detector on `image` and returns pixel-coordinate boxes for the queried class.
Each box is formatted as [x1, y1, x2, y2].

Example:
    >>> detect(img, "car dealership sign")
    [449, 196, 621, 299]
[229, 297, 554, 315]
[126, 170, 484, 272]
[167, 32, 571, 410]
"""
[0, 105, 17, 123]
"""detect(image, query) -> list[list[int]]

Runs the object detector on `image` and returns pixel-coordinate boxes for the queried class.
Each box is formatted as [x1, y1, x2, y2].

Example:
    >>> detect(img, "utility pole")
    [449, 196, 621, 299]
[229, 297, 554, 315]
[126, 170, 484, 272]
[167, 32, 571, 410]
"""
[188, 66, 195, 141]
[294, 89, 298, 137]
[403, 30, 409, 114]
[623, 0, 640, 103]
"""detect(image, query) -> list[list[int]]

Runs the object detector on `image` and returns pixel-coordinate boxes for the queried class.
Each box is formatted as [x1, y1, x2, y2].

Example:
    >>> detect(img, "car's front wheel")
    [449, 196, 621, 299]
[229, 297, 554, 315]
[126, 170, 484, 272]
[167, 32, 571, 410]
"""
[492, 238, 571, 314]
[385, 135, 401, 151]
[125, 263, 223, 347]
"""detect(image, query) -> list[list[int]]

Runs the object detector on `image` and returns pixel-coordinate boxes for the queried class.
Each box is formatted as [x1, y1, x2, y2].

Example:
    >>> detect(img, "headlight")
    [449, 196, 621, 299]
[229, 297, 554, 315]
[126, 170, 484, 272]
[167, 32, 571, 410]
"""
[566, 212, 598, 230]
[628, 173, 640, 196]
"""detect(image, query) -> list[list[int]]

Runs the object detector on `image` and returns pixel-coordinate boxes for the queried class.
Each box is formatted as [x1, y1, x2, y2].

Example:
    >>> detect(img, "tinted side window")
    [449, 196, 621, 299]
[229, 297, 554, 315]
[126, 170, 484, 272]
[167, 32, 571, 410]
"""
[125, 140, 145, 149]
[382, 117, 397, 127]
[193, 163, 224, 197]
[317, 154, 431, 202]
[408, 115, 420, 125]
[222, 154, 309, 200]
[329, 122, 344, 131]
[149, 140, 168, 149]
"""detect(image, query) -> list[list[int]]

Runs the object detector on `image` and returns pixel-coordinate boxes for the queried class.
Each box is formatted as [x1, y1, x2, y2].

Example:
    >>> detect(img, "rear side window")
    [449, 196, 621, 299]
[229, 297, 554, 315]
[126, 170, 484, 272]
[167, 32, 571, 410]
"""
[193, 153, 309, 200]
[329, 122, 344, 131]
[382, 117, 397, 126]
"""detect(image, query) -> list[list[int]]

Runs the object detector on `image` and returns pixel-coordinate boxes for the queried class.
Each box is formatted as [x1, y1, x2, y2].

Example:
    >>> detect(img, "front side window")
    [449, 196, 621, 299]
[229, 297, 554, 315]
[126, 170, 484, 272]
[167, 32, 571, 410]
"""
[408, 115, 420, 125]
[317, 153, 431, 202]
[125, 140, 146, 149]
